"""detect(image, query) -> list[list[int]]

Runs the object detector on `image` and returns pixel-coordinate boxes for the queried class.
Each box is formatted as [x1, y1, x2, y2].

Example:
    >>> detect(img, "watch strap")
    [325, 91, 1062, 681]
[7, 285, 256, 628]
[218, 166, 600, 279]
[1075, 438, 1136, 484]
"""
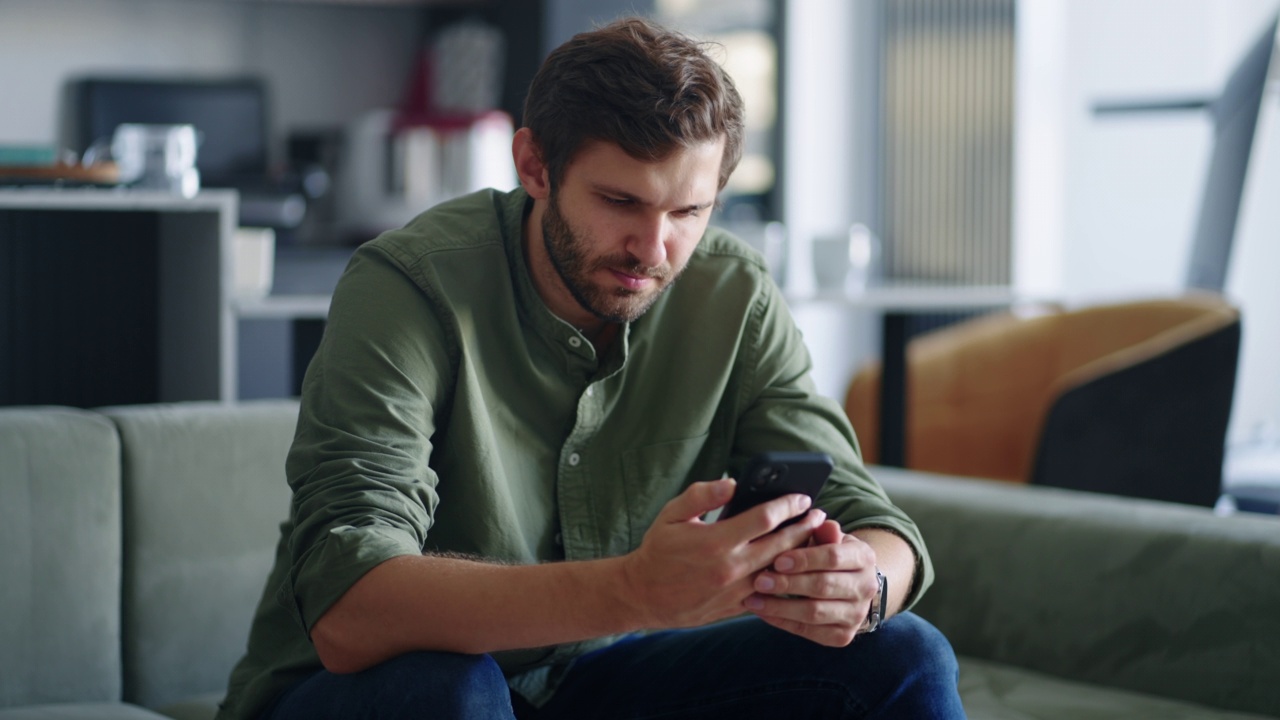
[863, 567, 887, 633]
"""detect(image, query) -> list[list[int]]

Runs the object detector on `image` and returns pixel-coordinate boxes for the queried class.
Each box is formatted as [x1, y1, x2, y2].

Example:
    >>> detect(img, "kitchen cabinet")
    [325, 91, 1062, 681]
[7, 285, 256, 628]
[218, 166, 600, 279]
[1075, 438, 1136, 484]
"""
[0, 189, 240, 407]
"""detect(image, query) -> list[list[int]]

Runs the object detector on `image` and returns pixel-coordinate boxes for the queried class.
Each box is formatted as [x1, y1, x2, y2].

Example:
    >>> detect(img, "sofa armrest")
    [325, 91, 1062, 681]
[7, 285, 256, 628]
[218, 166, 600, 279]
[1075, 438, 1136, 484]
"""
[876, 467, 1280, 717]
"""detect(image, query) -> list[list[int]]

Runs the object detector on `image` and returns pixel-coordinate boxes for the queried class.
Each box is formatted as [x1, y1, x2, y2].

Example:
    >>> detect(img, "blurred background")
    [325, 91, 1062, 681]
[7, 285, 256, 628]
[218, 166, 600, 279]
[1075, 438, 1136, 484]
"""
[0, 0, 1276, 455]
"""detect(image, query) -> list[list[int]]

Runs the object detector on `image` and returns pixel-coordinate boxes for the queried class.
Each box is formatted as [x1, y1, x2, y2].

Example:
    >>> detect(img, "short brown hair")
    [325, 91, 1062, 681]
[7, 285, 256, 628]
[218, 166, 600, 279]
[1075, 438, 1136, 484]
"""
[522, 16, 745, 191]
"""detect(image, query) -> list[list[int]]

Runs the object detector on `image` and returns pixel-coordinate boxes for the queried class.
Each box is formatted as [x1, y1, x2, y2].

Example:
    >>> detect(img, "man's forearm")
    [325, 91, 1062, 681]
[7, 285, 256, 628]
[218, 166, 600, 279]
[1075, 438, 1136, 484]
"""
[309, 480, 827, 673]
[310, 553, 643, 674]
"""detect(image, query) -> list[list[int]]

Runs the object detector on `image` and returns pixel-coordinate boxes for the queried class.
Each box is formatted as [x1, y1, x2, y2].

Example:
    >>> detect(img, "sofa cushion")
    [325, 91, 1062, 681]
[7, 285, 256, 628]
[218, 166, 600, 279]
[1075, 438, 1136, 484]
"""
[958, 657, 1277, 719]
[102, 401, 298, 711]
[879, 467, 1280, 717]
[0, 407, 123, 709]
[153, 694, 222, 720]
[153, 691, 224, 717]
[0, 703, 170, 720]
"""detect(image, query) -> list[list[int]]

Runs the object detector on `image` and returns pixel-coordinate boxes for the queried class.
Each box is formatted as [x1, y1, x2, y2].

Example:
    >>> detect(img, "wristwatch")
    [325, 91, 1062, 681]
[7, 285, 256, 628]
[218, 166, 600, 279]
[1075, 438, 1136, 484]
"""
[862, 567, 888, 633]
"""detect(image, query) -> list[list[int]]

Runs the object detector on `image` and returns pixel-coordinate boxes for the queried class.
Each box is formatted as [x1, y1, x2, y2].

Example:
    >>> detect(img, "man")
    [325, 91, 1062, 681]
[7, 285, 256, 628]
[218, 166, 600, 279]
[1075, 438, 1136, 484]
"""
[218, 17, 963, 720]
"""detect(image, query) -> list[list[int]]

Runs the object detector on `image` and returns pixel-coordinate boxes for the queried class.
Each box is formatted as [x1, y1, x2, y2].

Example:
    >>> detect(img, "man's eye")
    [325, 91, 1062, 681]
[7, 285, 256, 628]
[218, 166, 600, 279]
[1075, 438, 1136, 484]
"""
[603, 196, 631, 206]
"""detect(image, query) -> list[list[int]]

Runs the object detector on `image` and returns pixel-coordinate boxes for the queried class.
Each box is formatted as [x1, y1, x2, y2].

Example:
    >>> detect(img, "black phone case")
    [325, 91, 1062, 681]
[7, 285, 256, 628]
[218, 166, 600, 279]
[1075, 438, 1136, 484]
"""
[719, 451, 833, 523]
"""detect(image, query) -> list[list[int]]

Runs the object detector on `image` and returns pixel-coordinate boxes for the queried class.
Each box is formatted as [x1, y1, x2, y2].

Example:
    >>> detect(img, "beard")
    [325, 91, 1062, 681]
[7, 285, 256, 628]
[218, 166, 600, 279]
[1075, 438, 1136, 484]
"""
[542, 193, 682, 324]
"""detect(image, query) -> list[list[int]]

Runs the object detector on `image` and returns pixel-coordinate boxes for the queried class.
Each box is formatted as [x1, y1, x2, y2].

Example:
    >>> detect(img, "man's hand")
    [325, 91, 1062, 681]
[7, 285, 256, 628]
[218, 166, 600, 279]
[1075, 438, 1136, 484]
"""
[618, 478, 827, 631]
[742, 520, 884, 647]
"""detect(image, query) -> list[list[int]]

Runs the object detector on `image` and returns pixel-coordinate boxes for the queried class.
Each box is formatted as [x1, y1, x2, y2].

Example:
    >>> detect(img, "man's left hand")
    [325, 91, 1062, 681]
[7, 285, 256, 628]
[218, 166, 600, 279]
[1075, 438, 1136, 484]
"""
[741, 520, 880, 647]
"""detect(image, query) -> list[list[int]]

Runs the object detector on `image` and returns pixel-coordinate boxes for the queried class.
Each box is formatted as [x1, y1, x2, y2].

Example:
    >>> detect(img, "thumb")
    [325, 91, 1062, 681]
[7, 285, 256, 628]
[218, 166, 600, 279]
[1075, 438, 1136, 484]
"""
[659, 479, 736, 524]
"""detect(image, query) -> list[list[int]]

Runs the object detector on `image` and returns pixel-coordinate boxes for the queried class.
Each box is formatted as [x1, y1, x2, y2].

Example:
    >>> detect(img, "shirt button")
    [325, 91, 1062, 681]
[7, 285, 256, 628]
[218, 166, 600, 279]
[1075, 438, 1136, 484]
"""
[586, 385, 595, 397]
[568, 337, 582, 348]
[554, 532, 563, 546]
[568, 452, 581, 466]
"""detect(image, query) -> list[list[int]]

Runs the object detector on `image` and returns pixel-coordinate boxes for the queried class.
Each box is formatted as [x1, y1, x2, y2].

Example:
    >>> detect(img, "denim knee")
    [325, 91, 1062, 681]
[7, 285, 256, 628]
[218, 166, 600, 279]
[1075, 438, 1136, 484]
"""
[271, 651, 515, 720]
[872, 612, 961, 691]
[390, 652, 513, 718]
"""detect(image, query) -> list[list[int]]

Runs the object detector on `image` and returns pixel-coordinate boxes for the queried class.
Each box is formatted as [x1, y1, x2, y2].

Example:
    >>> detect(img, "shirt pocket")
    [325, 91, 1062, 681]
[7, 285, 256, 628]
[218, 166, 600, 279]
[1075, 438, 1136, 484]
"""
[620, 432, 712, 548]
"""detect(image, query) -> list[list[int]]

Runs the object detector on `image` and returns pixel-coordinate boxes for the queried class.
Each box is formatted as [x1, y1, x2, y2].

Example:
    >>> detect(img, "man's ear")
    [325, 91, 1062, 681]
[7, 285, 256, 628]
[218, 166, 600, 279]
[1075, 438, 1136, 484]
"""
[512, 128, 551, 200]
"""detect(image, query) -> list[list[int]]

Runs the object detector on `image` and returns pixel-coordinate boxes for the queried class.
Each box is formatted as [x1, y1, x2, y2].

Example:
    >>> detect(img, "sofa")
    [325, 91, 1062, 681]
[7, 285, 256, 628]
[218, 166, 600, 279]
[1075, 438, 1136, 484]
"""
[1, 401, 297, 720]
[878, 466, 1280, 719]
[2, 400, 1278, 719]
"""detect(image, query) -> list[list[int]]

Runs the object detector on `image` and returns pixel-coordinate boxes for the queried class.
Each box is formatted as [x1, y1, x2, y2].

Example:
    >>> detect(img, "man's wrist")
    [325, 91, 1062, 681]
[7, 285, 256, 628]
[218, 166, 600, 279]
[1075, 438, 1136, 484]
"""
[849, 526, 917, 618]
[610, 553, 662, 632]
[860, 566, 888, 634]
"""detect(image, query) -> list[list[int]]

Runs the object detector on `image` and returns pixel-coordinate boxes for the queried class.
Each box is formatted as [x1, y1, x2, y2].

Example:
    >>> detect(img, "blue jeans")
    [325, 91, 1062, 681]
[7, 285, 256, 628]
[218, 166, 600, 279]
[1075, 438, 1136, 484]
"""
[266, 613, 964, 719]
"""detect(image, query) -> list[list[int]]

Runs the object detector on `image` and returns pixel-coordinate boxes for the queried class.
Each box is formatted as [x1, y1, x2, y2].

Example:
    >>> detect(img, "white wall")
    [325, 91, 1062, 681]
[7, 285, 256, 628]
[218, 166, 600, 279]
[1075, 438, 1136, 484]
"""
[1230, 89, 1280, 445]
[1016, 0, 1280, 444]
[781, 0, 881, 402]
[0, 0, 425, 161]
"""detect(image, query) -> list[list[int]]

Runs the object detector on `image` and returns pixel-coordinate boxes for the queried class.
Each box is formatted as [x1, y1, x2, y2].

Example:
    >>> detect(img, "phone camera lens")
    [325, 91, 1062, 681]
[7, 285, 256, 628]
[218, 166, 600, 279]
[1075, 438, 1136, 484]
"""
[751, 465, 786, 489]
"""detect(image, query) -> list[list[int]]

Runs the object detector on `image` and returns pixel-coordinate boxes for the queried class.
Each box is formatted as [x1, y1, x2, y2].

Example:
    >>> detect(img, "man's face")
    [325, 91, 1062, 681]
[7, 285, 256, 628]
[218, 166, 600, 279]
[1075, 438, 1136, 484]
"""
[537, 138, 724, 326]
[541, 190, 675, 324]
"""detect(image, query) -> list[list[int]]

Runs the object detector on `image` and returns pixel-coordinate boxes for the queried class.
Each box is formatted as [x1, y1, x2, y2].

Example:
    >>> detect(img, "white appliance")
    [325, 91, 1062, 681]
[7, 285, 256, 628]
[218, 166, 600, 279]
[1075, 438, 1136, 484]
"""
[335, 109, 516, 240]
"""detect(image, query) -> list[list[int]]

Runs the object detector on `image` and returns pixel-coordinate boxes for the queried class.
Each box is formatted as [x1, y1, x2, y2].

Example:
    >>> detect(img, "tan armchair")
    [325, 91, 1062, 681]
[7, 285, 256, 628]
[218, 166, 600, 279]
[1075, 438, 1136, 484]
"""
[845, 294, 1241, 506]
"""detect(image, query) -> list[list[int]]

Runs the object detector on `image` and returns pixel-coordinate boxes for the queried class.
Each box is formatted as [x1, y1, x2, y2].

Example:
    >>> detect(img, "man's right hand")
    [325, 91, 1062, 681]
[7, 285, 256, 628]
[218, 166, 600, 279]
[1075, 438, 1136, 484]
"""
[617, 478, 826, 630]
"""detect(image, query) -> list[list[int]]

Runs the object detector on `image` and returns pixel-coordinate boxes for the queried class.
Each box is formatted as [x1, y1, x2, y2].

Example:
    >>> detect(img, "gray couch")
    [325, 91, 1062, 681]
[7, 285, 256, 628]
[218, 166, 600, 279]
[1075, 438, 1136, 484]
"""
[1, 401, 296, 720]
[878, 467, 1280, 719]
[2, 401, 1277, 719]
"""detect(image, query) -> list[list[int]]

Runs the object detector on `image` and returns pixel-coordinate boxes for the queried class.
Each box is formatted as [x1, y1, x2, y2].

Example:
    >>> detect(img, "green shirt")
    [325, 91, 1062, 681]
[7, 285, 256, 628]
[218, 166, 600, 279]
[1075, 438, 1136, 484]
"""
[217, 187, 933, 719]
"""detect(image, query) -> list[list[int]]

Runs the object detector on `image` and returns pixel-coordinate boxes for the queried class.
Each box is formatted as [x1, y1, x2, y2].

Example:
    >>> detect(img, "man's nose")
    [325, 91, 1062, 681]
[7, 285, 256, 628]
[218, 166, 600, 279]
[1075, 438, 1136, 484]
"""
[626, 214, 669, 269]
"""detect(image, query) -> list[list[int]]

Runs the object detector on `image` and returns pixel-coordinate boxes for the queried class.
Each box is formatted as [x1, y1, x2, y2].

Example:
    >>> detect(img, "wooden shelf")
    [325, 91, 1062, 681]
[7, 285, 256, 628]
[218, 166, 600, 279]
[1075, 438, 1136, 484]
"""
[784, 284, 1047, 312]
[234, 294, 331, 320]
[265, 0, 484, 6]
[0, 163, 120, 185]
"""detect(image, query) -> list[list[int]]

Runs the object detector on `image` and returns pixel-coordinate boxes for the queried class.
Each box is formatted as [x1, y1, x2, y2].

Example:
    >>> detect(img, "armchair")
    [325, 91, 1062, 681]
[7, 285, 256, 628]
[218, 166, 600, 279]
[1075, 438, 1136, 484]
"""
[844, 294, 1241, 506]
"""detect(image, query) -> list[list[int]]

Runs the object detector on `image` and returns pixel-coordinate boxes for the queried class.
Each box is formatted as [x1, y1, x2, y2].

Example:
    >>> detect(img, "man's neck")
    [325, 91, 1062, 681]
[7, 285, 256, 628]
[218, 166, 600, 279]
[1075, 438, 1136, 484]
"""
[584, 322, 620, 355]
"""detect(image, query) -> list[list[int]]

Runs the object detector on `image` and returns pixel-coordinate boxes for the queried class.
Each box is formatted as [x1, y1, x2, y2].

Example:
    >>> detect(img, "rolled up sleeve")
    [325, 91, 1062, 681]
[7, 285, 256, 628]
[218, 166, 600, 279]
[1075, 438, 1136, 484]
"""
[280, 242, 457, 633]
[731, 282, 935, 610]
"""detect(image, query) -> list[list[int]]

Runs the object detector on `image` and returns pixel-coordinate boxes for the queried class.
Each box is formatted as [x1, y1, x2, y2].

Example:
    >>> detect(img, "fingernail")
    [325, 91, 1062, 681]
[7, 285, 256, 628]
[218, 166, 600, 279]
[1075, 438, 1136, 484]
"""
[756, 575, 776, 592]
[744, 596, 764, 610]
[775, 556, 795, 572]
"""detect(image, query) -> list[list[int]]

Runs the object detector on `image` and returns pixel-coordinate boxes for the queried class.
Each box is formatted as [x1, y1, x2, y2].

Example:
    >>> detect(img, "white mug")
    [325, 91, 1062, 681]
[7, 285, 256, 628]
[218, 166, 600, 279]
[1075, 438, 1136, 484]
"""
[811, 223, 880, 293]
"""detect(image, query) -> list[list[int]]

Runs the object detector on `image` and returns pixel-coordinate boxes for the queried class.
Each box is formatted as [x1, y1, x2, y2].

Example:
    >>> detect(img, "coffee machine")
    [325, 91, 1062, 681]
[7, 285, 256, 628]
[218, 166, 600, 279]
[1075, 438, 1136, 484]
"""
[334, 108, 515, 242]
[334, 19, 514, 242]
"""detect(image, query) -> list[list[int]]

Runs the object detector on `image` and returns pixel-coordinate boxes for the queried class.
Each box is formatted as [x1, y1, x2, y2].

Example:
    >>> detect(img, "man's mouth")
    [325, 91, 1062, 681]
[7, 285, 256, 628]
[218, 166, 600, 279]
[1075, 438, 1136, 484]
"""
[607, 268, 653, 290]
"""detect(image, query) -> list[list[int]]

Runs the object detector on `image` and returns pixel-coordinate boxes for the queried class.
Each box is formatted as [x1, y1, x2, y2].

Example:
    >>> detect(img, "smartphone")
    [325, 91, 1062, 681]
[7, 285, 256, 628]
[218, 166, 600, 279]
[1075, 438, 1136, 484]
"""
[718, 451, 834, 527]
